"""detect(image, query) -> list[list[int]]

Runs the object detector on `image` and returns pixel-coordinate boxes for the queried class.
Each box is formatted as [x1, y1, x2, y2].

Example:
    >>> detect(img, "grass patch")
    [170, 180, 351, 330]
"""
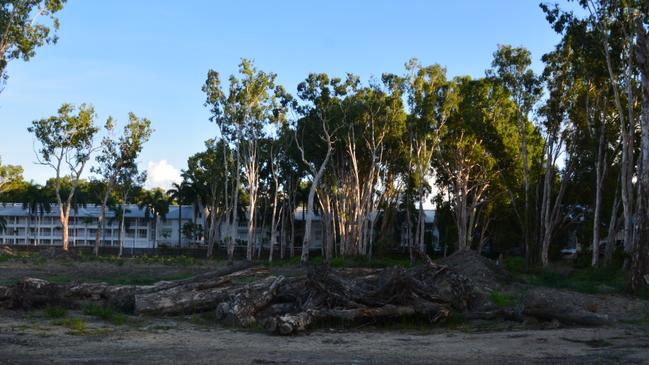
[82, 304, 127, 325]
[76, 253, 207, 268]
[53, 318, 87, 333]
[44, 305, 67, 319]
[44, 274, 73, 284]
[622, 312, 649, 326]
[503, 256, 526, 273]
[265, 255, 411, 268]
[488, 291, 517, 307]
[101, 272, 194, 286]
[512, 267, 626, 295]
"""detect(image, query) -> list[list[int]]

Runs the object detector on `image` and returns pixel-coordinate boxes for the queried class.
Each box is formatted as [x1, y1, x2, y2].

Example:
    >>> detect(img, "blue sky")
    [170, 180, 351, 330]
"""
[1, 0, 566, 189]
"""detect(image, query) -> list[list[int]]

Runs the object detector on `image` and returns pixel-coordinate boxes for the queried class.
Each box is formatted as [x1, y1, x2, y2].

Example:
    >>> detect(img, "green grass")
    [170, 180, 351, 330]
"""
[265, 255, 412, 268]
[503, 256, 526, 273]
[100, 272, 194, 285]
[82, 304, 127, 325]
[621, 312, 649, 326]
[512, 267, 627, 295]
[53, 317, 88, 333]
[44, 305, 67, 319]
[488, 291, 517, 307]
[76, 252, 207, 267]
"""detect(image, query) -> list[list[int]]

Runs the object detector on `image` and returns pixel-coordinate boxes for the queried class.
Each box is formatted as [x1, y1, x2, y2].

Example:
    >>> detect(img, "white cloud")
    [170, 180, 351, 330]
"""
[146, 160, 181, 190]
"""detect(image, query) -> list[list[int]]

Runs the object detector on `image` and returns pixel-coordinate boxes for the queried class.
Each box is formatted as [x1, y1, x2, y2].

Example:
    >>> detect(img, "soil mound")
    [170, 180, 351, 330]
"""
[438, 250, 511, 291]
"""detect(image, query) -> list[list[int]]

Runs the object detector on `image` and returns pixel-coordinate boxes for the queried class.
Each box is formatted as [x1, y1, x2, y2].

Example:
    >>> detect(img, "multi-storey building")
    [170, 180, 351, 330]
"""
[0, 203, 438, 252]
[0, 203, 195, 248]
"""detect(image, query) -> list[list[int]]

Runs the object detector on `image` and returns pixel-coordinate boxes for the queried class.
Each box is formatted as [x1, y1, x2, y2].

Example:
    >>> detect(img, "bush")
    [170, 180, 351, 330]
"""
[44, 305, 67, 319]
[59, 318, 87, 332]
[83, 304, 128, 325]
[83, 304, 114, 320]
[503, 256, 526, 273]
[488, 291, 516, 307]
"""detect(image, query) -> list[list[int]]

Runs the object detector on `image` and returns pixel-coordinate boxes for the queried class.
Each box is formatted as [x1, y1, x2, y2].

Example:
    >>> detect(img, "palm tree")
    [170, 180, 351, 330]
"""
[138, 189, 171, 249]
[167, 181, 187, 247]
[21, 184, 52, 246]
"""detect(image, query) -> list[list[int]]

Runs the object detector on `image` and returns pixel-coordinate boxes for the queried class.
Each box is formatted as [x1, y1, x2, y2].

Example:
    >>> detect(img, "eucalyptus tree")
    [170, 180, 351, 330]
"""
[434, 76, 520, 253]
[437, 134, 494, 251]
[184, 139, 232, 258]
[546, 1, 638, 259]
[114, 165, 145, 256]
[92, 113, 152, 254]
[488, 45, 542, 263]
[294, 73, 356, 263]
[322, 76, 406, 259]
[0, 157, 23, 193]
[203, 59, 281, 261]
[537, 44, 577, 267]
[0, 0, 66, 92]
[28, 103, 103, 250]
[404, 60, 460, 256]
[632, 2, 649, 291]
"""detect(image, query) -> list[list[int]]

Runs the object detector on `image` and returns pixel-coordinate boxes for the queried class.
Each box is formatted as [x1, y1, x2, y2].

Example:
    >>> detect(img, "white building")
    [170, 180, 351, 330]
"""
[0, 203, 439, 253]
[0, 203, 194, 248]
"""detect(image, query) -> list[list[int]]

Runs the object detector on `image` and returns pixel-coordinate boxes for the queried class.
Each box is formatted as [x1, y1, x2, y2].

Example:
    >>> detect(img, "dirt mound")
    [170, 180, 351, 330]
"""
[437, 250, 511, 291]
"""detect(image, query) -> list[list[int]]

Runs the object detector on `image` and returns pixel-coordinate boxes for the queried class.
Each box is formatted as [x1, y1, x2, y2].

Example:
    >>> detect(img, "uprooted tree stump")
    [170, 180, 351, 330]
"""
[0, 253, 634, 334]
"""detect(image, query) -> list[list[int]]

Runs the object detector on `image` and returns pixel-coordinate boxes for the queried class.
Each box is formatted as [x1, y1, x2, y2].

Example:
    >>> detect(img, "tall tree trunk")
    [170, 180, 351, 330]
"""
[95, 186, 113, 256]
[592, 120, 607, 267]
[297, 121, 334, 264]
[269, 176, 279, 263]
[632, 21, 649, 292]
[605, 180, 621, 268]
[229, 144, 241, 262]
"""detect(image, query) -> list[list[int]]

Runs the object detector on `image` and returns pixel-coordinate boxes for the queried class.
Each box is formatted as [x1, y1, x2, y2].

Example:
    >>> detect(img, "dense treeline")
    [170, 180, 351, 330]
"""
[1, 1, 649, 293]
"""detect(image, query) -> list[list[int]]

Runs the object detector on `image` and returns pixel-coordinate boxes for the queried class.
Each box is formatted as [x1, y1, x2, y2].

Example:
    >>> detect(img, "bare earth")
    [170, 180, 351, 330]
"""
[0, 311, 648, 365]
[1, 257, 649, 364]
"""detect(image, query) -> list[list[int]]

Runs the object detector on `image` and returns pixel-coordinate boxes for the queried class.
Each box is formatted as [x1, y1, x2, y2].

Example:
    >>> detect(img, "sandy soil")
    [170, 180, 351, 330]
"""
[0, 311, 648, 365]
[2, 256, 649, 364]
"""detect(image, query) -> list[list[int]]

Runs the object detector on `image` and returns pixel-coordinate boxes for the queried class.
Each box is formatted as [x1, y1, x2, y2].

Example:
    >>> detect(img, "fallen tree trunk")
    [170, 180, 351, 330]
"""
[134, 267, 270, 315]
[522, 289, 611, 326]
[2, 254, 628, 335]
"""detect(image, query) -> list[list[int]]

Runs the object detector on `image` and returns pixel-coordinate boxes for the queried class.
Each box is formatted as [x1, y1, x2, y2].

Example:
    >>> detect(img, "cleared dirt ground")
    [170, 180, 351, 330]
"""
[1, 255, 649, 364]
[1, 311, 648, 365]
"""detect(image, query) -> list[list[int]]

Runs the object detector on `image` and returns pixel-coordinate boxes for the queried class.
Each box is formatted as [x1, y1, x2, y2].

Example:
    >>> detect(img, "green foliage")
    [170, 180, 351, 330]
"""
[82, 304, 126, 325]
[516, 267, 626, 295]
[56, 317, 87, 333]
[488, 291, 516, 307]
[44, 305, 67, 319]
[503, 256, 526, 273]
[0, 156, 24, 193]
[0, 0, 67, 88]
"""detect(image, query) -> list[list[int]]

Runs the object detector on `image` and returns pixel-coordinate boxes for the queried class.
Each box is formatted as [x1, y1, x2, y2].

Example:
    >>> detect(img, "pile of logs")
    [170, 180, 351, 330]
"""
[0, 259, 614, 334]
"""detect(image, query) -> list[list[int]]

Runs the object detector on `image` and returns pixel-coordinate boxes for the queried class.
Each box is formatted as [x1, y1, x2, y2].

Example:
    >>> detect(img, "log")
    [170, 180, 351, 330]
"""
[522, 289, 611, 326]
[135, 267, 269, 315]
[215, 275, 285, 326]
[264, 303, 452, 335]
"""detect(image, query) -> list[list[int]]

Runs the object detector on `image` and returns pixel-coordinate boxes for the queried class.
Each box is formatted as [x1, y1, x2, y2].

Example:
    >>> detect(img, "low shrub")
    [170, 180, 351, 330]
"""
[503, 256, 526, 273]
[488, 291, 516, 307]
[44, 305, 67, 319]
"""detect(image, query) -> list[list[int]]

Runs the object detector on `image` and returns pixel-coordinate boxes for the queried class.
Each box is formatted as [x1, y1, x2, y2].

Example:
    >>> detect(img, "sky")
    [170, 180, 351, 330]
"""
[0, 0, 569, 190]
